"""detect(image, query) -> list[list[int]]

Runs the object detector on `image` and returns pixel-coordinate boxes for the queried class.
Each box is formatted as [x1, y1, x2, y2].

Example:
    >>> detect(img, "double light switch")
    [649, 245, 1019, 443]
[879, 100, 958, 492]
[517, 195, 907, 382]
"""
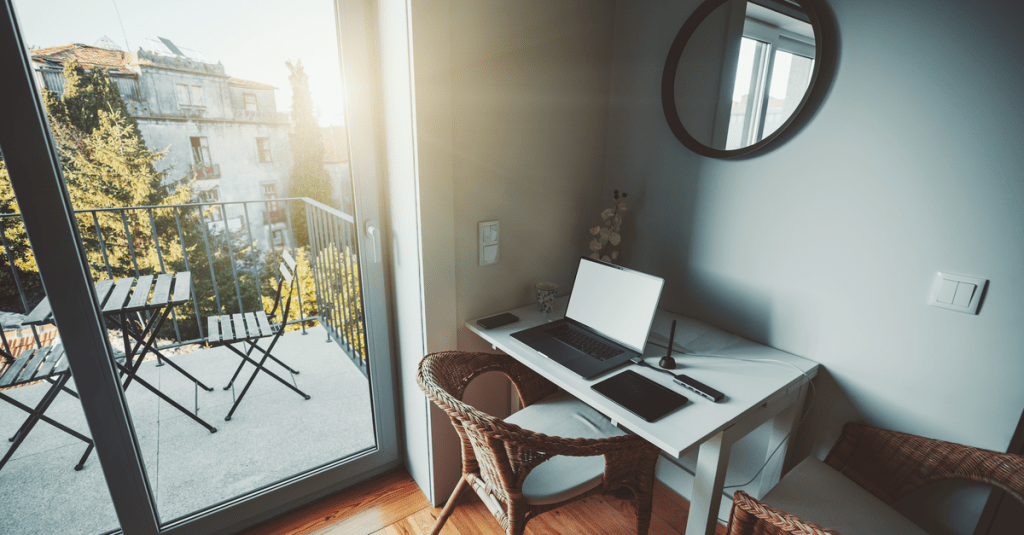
[479, 221, 499, 266]
[930, 272, 986, 314]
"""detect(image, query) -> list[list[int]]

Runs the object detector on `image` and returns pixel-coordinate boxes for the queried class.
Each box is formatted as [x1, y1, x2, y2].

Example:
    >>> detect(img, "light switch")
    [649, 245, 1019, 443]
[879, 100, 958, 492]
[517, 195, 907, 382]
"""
[935, 278, 957, 304]
[930, 272, 987, 315]
[952, 282, 976, 307]
[479, 220, 499, 266]
[483, 244, 498, 264]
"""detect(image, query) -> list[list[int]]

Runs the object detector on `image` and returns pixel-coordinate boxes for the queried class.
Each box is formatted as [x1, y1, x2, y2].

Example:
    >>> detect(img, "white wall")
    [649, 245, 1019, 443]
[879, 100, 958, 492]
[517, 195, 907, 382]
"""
[397, 0, 617, 506]
[605, 1, 1024, 533]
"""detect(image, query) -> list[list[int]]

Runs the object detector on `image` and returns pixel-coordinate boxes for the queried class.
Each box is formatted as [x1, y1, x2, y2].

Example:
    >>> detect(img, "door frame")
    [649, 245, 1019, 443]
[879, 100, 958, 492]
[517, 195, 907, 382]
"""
[0, 0, 399, 532]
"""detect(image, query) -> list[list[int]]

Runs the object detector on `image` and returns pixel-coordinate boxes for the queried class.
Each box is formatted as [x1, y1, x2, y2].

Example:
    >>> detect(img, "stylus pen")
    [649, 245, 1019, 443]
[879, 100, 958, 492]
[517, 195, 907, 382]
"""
[666, 319, 676, 358]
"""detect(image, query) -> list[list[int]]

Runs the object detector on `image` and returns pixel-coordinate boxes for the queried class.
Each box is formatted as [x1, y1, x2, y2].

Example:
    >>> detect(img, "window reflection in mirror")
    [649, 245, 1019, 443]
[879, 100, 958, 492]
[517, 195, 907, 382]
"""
[726, 4, 815, 149]
[665, 0, 824, 156]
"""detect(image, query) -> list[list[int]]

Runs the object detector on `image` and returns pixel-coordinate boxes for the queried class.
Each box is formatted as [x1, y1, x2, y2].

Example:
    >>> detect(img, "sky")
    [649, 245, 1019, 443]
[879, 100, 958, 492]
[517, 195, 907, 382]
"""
[12, 0, 347, 126]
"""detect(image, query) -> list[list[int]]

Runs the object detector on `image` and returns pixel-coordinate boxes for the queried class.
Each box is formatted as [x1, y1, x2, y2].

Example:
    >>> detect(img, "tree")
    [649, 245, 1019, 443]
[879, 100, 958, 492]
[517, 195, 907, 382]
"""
[0, 59, 191, 312]
[285, 60, 332, 247]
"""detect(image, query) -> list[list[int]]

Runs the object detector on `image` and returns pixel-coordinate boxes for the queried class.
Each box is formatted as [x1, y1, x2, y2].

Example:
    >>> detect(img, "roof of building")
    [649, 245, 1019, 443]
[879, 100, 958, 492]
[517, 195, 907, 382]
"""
[31, 44, 133, 73]
[228, 77, 277, 90]
[30, 43, 275, 89]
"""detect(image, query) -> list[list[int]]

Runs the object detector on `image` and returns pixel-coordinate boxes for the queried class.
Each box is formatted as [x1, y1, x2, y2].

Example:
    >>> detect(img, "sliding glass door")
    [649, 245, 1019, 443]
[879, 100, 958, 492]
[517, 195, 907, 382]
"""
[0, 0, 396, 532]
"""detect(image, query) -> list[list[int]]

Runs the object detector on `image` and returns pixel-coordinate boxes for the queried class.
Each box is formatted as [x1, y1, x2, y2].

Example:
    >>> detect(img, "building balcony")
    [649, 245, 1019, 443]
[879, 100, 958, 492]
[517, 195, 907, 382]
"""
[191, 163, 220, 180]
[0, 326, 372, 534]
[0, 198, 369, 534]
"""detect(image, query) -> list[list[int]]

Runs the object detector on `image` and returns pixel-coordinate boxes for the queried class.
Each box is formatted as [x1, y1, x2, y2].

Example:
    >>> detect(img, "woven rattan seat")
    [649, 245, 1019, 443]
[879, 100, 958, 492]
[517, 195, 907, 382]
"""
[724, 422, 1024, 535]
[417, 351, 661, 535]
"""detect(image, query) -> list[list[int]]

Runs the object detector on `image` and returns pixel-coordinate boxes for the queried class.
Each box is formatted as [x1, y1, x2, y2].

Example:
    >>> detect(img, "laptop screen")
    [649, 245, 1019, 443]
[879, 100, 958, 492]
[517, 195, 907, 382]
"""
[565, 258, 664, 353]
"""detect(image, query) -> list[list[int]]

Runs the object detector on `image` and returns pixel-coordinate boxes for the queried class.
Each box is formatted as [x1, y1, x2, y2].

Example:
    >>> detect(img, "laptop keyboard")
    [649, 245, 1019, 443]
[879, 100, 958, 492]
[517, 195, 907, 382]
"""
[547, 324, 622, 360]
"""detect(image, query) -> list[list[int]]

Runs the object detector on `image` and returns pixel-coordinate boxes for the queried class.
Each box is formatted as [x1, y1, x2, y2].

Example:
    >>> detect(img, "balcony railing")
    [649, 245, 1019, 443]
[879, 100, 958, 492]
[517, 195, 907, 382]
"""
[0, 197, 367, 370]
[191, 163, 221, 180]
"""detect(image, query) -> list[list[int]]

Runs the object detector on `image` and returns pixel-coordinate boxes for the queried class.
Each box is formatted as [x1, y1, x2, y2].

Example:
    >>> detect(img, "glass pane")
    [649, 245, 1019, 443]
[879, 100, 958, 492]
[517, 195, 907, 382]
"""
[11, 0, 374, 527]
[726, 37, 768, 150]
[0, 149, 119, 534]
[760, 50, 814, 140]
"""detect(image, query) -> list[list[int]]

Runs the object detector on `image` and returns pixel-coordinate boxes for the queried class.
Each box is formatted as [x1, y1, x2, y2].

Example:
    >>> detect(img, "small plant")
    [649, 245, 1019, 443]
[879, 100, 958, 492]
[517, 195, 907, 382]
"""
[589, 189, 627, 263]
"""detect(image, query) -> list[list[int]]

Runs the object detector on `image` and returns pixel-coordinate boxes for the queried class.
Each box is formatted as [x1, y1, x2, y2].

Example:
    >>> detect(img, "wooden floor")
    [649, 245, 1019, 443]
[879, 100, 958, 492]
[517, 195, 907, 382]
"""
[241, 469, 728, 535]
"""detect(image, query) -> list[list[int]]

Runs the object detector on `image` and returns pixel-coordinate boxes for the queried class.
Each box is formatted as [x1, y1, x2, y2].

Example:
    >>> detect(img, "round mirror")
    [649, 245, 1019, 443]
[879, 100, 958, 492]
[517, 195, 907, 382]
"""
[662, 0, 832, 158]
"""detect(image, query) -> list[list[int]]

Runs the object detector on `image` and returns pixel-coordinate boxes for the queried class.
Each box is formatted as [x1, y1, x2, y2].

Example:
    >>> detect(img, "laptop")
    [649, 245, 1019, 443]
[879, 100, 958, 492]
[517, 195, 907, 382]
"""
[511, 257, 664, 379]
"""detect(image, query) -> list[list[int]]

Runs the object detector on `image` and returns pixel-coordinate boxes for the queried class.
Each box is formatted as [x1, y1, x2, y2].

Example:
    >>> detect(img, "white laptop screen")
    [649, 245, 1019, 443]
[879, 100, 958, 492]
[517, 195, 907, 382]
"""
[565, 258, 664, 353]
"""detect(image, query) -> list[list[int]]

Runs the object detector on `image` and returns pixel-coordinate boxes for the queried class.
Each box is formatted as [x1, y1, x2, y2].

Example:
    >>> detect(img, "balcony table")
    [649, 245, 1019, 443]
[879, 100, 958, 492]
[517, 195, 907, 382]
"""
[26, 272, 217, 434]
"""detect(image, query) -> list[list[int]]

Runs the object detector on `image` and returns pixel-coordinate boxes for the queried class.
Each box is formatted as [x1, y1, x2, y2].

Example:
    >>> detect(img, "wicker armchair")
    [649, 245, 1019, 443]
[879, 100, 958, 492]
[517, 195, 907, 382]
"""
[417, 351, 661, 535]
[724, 422, 1024, 535]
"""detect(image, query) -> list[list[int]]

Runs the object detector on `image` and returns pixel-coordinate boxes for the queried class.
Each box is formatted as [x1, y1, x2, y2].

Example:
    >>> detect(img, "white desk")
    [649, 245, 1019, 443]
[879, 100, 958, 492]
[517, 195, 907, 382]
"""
[467, 297, 818, 535]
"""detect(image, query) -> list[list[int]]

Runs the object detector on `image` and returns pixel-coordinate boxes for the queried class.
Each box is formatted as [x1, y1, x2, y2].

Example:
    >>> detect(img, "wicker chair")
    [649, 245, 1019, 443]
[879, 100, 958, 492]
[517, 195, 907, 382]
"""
[724, 422, 1024, 535]
[417, 351, 661, 535]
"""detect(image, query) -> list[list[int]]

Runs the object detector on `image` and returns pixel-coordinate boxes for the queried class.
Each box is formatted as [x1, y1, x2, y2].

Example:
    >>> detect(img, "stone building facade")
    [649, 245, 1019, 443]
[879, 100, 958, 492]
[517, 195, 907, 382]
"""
[31, 41, 293, 250]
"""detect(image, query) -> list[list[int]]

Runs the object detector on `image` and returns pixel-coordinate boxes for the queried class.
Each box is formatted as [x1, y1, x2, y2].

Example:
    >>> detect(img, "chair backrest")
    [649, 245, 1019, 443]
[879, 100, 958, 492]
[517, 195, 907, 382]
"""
[268, 248, 298, 325]
[726, 491, 841, 535]
[824, 422, 1024, 506]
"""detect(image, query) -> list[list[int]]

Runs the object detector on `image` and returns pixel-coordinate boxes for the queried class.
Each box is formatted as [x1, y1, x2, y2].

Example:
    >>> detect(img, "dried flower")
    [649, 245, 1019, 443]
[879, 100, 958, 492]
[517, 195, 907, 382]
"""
[588, 189, 627, 264]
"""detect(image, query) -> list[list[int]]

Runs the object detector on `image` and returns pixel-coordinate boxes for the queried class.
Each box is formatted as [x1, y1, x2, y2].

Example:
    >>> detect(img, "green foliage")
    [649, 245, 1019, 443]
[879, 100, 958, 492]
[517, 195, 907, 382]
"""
[44, 59, 137, 135]
[285, 60, 332, 247]
[0, 60, 191, 312]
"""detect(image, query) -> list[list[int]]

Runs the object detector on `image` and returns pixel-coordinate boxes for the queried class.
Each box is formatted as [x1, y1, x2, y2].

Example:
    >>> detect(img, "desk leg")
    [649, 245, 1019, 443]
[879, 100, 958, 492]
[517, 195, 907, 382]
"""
[756, 382, 808, 498]
[685, 430, 732, 535]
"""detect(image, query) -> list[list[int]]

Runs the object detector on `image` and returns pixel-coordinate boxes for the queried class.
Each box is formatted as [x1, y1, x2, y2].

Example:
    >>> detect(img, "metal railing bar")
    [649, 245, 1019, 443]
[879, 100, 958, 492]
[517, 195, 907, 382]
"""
[265, 198, 282, 284]
[0, 217, 30, 314]
[219, 204, 244, 314]
[242, 203, 263, 300]
[197, 204, 222, 315]
[306, 204, 327, 339]
[344, 225, 362, 361]
[119, 210, 141, 279]
[286, 200, 305, 334]
[173, 207, 205, 340]
[91, 210, 113, 280]
[331, 212, 350, 352]
[323, 208, 342, 345]
[297, 197, 355, 223]
[149, 208, 182, 343]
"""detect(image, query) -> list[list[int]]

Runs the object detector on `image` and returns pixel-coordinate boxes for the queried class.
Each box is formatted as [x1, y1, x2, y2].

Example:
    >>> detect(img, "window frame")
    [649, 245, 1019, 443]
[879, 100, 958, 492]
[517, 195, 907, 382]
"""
[256, 137, 272, 163]
[190, 136, 212, 166]
[189, 85, 205, 107]
[728, 18, 815, 148]
[243, 92, 259, 113]
[176, 83, 191, 107]
[198, 187, 219, 203]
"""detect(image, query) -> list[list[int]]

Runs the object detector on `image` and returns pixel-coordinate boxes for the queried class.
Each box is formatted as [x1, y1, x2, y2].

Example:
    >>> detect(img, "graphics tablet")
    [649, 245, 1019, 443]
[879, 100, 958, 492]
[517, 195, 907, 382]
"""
[591, 369, 688, 422]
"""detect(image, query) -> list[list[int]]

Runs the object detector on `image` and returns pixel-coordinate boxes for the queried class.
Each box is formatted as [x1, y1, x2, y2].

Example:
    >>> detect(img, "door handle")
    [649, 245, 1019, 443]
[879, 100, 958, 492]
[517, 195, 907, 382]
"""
[364, 221, 381, 263]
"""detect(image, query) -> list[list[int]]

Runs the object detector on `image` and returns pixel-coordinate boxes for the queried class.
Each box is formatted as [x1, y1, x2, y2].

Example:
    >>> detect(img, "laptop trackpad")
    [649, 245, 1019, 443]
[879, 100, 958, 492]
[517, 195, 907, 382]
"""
[533, 338, 572, 363]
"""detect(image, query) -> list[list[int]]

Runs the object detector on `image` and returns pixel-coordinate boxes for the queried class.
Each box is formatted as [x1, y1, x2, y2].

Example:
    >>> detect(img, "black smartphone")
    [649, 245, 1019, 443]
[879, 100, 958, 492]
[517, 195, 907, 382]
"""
[477, 313, 519, 330]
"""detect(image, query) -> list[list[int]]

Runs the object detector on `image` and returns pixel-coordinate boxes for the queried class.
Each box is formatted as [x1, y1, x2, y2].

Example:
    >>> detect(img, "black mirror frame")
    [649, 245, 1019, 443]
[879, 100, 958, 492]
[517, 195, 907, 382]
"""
[662, 0, 836, 159]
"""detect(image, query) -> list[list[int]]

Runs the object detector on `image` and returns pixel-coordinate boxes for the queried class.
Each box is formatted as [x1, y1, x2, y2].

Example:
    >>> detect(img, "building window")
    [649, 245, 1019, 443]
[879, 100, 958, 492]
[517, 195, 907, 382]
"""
[198, 187, 219, 203]
[244, 93, 258, 112]
[178, 84, 205, 107]
[176, 84, 190, 106]
[256, 137, 272, 163]
[190, 136, 212, 166]
[190, 85, 205, 107]
[262, 183, 279, 212]
[272, 229, 284, 247]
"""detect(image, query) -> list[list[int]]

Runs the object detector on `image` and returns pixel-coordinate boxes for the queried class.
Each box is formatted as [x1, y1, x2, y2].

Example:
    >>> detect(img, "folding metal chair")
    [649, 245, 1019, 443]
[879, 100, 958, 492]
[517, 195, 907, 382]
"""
[207, 249, 309, 421]
[0, 340, 94, 471]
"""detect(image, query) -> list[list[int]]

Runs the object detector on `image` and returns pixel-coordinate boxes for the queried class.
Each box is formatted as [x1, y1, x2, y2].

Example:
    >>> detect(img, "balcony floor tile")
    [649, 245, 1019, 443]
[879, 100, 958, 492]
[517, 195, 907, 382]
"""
[0, 325, 374, 535]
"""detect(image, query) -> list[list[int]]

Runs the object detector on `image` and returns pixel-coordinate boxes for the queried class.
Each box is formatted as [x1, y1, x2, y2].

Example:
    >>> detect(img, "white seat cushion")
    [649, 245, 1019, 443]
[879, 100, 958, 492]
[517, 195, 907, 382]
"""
[504, 391, 624, 505]
[762, 457, 929, 535]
